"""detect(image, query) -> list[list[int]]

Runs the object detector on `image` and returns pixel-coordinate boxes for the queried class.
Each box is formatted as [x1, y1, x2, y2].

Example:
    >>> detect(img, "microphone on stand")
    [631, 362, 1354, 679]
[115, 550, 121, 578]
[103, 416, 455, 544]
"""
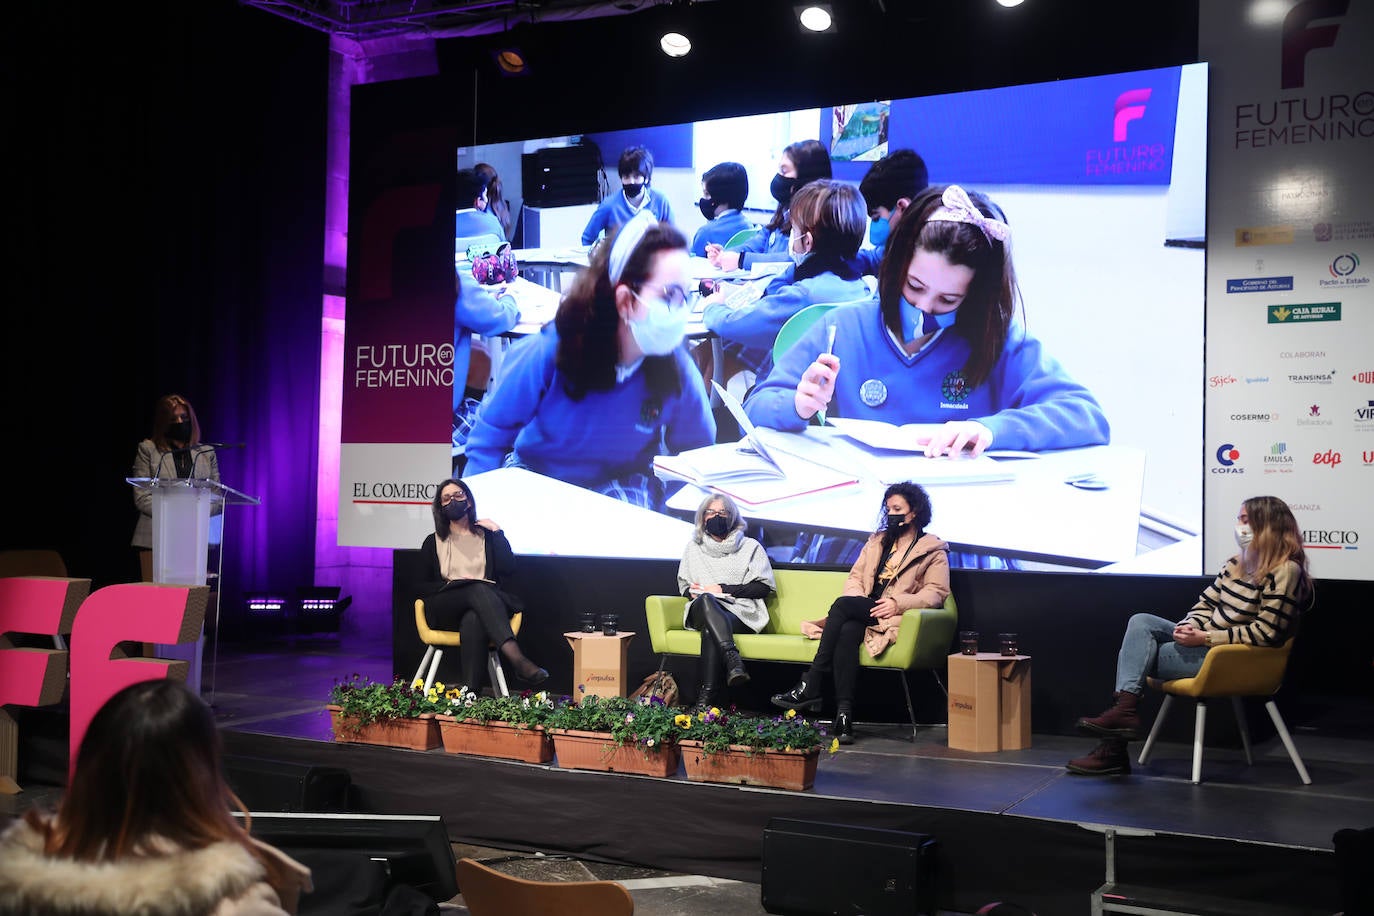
[190, 442, 244, 478]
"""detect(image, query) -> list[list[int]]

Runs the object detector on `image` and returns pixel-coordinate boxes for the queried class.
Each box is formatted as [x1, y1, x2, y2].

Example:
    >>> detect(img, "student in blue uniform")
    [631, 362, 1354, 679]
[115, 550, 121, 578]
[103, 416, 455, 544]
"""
[580, 146, 675, 246]
[746, 184, 1109, 567]
[690, 161, 752, 257]
[465, 211, 715, 510]
[701, 179, 871, 379]
[451, 274, 519, 465]
[856, 149, 929, 275]
[454, 167, 507, 243]
[706, 139, 831, 271]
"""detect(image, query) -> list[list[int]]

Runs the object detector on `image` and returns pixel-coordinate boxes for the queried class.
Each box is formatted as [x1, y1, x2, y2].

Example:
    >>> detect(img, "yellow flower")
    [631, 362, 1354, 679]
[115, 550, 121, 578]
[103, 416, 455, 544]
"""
[828, 738, 840, 754]
[411, 678, 425, 690]
[674, 714, 693, 728]
[433, 682, 445, 693]
[785, 708, 797, 719]
[709, 707, 720, 717]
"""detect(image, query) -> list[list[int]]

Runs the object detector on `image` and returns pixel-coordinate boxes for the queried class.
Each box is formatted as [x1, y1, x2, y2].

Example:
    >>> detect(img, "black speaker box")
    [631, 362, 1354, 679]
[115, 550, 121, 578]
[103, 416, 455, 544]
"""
[223, 755, 351, 812]
[521, 143, 602, 207]
[762, 818, 938, 916]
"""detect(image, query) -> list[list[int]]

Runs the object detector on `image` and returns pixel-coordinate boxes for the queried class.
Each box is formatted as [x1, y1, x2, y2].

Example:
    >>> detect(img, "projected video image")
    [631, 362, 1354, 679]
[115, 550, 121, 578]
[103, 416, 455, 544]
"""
[444, 64, 1207, 573]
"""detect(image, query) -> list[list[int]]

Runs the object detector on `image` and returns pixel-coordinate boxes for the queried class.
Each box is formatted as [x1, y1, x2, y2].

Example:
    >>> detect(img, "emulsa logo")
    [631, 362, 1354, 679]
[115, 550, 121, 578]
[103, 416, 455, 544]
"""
[1263, 441, 1294, 473]
[1212, 443, 1244, 473]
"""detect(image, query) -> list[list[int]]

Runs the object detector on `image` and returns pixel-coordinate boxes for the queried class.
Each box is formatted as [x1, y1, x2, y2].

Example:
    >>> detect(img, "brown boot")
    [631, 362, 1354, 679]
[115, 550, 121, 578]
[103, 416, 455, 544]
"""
[1076, 691, 1141, 739]
[1066, 739, 1132, 776]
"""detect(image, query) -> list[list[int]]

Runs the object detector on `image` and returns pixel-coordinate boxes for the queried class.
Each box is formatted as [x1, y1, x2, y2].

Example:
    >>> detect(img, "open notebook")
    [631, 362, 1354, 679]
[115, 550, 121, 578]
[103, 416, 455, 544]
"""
[652, 383, 860, 506]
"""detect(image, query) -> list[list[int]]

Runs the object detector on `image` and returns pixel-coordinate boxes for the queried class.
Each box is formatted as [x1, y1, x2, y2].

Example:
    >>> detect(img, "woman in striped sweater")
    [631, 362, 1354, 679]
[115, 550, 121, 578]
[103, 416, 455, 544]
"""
[1067, 495, 1312, 776]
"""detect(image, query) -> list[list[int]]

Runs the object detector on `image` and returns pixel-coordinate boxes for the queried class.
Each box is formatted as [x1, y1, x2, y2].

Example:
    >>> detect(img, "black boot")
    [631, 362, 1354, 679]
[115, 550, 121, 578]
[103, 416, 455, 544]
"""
[771, 673, 823, 712]
[1077, 691, 1141, 739]
[691, 684, 721, 715]
[500, 638, 548, 687]
[700, 605, 749, 687]
[834, 710, 855, 745]
[1066, 738, 1132, 776]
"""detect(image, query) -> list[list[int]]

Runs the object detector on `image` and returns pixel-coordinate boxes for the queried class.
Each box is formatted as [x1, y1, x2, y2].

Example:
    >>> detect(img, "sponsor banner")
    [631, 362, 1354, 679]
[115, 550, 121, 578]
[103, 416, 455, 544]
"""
[1227, 276, 1294, 292]
[338, 442, 452, 548]
[1267, 302, 1341, 323]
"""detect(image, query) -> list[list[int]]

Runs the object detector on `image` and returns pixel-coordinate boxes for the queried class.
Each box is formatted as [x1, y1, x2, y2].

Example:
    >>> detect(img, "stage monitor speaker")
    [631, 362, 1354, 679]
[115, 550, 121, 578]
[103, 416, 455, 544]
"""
[762, 818, 937, 916]
[224, 755, 351, 812]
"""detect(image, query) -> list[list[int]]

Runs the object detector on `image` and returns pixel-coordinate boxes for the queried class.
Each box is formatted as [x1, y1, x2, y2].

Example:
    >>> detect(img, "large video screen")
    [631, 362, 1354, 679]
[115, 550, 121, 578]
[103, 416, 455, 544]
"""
[344, 63, 1207, 573]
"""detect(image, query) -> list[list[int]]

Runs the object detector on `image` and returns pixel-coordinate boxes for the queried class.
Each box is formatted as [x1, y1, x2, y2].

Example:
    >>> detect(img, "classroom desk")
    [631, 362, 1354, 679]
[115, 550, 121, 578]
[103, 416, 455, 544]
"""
[509, 246, 590, 292]
[462, 466, 693, 560]
[659, 428, 1151, 569]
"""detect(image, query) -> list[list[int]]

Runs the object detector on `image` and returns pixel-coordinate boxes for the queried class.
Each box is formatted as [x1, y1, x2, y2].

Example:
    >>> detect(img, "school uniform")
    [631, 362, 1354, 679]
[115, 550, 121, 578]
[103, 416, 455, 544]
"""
[745, 297, 1109, 451]
[580, 188, 674, 245]
[702, 260, 871, 377]
[690, 209, 754, 257]
[452, 278, 520, 428]
[732, 224, 791, 269]
[463, 323, 715, 505]
[455, 207, 506, 244]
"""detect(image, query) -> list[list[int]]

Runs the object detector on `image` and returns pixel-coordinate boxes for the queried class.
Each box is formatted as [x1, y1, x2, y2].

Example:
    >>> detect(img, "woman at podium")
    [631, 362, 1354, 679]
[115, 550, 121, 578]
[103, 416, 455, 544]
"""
[130, 393, 220, 582]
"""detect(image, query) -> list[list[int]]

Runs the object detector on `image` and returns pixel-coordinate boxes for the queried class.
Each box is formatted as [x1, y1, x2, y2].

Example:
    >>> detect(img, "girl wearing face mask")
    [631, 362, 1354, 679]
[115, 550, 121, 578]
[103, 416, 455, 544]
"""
[677, 494, 775, 713]
[580, 145, 675, 246]
[706, 139, 831, 272]
[465, 211, 715, 510]
[701, 179, 871, 380]
[131, 393, 221, 581]
[747, 184, 1109, 458]
[771, 482, 950, 744]
[1066, 495, 1312, 776]
[417, 478, 547, 691]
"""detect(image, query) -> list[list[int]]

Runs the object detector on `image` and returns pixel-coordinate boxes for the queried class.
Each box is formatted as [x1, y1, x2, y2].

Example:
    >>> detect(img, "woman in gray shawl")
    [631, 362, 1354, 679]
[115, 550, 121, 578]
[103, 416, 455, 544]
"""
[677, 493, 776, 712]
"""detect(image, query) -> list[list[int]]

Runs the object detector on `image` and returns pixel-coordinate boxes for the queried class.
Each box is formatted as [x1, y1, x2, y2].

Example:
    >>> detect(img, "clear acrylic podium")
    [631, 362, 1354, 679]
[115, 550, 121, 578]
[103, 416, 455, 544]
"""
[126, 476, 260, 699]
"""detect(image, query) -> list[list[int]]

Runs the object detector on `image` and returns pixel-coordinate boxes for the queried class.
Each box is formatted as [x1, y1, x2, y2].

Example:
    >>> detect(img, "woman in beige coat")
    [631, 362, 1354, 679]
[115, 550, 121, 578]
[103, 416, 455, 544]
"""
[0, 680, 311, 915]
[771, 482, 950, 744]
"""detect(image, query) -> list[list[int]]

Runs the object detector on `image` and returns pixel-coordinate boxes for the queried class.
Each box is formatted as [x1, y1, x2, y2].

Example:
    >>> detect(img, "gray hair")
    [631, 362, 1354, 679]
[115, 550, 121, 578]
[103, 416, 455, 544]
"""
[693, 492, 744, 544]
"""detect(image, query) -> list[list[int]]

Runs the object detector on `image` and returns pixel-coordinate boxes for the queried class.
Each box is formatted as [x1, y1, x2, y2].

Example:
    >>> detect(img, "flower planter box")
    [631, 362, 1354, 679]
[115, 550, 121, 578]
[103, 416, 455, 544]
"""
[679, 740, 819, 791]
[550, 728, 680, 777]
[436, 716, 554, 764]
[327, 705, 441, 751]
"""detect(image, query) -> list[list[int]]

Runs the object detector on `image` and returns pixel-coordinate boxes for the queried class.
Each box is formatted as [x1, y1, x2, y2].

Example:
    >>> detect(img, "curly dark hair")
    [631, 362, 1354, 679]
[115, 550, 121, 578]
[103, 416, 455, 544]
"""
[875, 481, 934, 556]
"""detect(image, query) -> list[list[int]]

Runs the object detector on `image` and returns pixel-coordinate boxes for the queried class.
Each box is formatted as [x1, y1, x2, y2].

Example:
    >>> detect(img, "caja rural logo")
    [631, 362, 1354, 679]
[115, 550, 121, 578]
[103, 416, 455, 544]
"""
[1212, 443, 1244, 473]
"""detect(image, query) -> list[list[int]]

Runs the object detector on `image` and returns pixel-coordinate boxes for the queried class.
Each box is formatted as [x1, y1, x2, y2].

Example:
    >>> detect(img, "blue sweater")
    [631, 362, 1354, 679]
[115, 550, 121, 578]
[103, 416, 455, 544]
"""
[702, 265, 872, 374]
[453, 280, 520, 411]
[464, 324, 716, 486]
[733, 224, 791, 269]
[580, 189, 675, 245]
[745, 298, 1110, 451]
[855, 246, 883, 277]
[690, 210, 754, 257]
[455, 208, 506, 247]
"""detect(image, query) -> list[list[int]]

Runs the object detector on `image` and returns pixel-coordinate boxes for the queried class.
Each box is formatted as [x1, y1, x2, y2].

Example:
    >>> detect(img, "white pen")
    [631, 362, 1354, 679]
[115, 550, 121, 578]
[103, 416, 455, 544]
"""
[825, 323, 837, 355]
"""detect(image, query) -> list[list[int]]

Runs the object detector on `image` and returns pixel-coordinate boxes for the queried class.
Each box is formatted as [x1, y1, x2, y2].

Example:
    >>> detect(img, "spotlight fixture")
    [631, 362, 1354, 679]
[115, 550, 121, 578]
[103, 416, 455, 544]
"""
[995, 0, 1026, 7]
[796, 4, 834, 32]
[660, 30, 691, 57]
[493, 47, 528, 75]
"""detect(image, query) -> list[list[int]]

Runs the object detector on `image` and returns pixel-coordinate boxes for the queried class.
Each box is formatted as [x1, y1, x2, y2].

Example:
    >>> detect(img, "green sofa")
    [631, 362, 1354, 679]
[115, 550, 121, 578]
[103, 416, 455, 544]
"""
[644, 568, 959, 737]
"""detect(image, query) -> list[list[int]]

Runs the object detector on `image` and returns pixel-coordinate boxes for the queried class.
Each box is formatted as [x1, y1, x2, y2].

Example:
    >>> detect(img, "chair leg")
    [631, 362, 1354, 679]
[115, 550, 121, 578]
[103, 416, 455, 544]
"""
[897, 669, 917, 742]
[488, 649, 510, 697]
[1265, 700, 1312, 785]
[1138, 694, 1173, 764]
[1231, 696, 1254, 765]
[414, 645, 436, 689]
[930, 669, 947, 698]
[424, 648, 443, 695]
[1191, 699, 1207, 784]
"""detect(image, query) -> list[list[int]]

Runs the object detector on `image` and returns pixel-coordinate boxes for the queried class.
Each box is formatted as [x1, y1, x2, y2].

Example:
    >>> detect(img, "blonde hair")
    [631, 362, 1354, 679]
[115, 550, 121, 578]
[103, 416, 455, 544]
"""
[1242, 495, 1311, 600]
[787, 179, 866, 258]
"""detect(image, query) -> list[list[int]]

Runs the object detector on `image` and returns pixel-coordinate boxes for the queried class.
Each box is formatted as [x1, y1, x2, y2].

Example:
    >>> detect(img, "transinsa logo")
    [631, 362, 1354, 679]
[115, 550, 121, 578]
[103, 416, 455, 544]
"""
[1282, 0, 1348, 90]
[1212, 443, 1244, 473]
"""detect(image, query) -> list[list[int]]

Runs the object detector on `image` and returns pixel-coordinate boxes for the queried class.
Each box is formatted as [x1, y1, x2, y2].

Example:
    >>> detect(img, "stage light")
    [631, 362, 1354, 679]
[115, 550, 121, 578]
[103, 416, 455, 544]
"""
[660, 31, 691, 57]
[796, 4, 834, 32]
[493, 48, 528, 76]
[295, 586, 351, 635]
[247, 594, 287, 615]
[995, 0, 1026, 7]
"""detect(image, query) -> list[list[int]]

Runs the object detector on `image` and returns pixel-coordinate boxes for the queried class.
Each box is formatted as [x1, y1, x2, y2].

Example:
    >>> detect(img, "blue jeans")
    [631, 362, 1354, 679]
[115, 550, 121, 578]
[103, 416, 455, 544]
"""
[1116, 613, 1210, 694]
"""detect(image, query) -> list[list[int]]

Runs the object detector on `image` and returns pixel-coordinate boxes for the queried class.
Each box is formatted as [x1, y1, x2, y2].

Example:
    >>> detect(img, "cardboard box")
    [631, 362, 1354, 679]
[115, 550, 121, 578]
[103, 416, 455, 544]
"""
[946, 653, 1032, 752]
[564, 631, 635, 698]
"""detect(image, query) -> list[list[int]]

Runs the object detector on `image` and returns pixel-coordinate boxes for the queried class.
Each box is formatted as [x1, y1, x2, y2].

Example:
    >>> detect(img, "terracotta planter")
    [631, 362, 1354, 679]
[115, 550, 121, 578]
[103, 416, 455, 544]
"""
[549, 729, 680, 777]
[679, 740, 819, 791]
[436, 716, 554, 764]
[327, 705, 441, 750]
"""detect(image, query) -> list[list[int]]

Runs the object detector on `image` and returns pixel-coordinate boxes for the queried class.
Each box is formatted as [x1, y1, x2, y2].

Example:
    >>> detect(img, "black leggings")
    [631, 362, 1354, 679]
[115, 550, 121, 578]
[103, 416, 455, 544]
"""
[807, 595, 879, 707]
[423, 582, 516, 691]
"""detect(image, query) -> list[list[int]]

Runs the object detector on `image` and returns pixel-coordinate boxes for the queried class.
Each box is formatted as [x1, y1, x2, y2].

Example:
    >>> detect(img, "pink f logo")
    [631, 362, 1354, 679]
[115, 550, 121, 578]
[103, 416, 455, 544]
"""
[1113, 89, 1152, 142]
[1282, 0, 1347, 90]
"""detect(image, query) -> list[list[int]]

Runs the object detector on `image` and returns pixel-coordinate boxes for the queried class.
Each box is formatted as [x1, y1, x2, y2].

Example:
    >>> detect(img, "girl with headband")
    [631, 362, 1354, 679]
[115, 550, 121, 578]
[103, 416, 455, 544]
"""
[464, 211, 715, 510]
[745, 184, 1109, 566]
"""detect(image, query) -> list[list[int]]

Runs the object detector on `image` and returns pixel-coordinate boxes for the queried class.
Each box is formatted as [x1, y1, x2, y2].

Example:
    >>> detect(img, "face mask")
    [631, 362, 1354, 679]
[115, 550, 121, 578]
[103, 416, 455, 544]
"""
[705, 515, 732, 538]
[788, 230, 811, 267]
[623, 183, 646, 204]
[168, 420, 192, 441]
[443, 500, 468, 522]
[770, 173, 795, 205]
[869, 214, 891, 249]
[886, 512, 908, 529]
[901, 295, 958, 338]
[629, 293, 688, 356]
[1234, 523, 1253, 549]
[697, 197, 716, 221]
